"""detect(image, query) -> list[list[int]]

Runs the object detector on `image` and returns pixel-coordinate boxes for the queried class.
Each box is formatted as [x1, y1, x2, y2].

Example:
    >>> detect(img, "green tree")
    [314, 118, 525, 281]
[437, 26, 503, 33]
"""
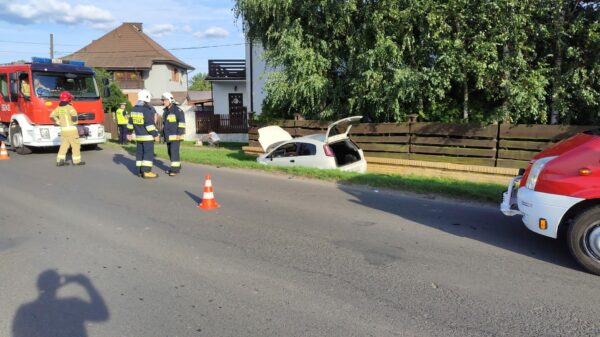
[235, 0, 599, 124]
[94, 68, 131, 113]
[189, 72, 211, 91]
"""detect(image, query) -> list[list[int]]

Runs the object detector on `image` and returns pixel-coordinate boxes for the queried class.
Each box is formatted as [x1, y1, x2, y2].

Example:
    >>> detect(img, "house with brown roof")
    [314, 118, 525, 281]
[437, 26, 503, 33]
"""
[63, 22, 193, 106]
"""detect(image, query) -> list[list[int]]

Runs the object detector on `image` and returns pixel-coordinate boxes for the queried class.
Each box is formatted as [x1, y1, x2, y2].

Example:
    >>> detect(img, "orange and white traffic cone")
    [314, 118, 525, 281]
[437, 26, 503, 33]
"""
[198, 175, 220, 210]
[0, 141, 9, 160]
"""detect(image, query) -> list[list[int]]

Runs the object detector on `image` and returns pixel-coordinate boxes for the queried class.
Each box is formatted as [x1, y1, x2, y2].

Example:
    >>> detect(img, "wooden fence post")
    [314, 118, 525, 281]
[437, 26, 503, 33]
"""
[494, 123, 501, 167]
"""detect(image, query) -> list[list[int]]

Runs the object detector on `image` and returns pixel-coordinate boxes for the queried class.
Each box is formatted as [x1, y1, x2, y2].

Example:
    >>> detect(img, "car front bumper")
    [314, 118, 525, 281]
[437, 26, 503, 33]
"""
[501, 177, 583, 238]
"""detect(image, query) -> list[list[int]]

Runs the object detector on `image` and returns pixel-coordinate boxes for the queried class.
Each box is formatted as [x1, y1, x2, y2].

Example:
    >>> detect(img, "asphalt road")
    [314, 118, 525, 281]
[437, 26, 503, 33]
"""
[1, 146, 599, 337]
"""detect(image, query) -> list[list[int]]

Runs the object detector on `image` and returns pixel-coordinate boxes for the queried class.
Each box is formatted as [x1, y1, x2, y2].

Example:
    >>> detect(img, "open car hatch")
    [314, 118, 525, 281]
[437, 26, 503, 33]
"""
[325, 116, 362, 144]
[258, 125, 293, 153]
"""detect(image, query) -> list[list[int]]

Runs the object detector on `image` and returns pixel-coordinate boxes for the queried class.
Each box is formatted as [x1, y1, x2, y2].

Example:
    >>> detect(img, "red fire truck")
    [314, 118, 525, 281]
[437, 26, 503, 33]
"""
[501, 130, 600, 275]
[0, 57, 107, 154]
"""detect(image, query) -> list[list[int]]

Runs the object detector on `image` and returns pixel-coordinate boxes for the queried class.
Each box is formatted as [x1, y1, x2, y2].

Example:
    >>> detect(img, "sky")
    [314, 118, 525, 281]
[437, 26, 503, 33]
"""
[0, 0, 246, 76]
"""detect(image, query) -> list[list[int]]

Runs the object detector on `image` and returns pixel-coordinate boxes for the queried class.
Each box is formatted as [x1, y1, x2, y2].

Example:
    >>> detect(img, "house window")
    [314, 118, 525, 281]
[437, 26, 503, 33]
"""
[171, 67, 180, 82]
[114, 71, 140, 81]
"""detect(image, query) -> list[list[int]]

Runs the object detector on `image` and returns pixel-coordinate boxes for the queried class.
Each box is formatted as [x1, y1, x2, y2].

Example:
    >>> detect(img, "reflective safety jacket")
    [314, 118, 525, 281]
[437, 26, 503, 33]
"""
[50, 104, 78, 132]
[115, 108, 128, 125]
[162, 104, 186, 142]
[127, 103, 158, 141]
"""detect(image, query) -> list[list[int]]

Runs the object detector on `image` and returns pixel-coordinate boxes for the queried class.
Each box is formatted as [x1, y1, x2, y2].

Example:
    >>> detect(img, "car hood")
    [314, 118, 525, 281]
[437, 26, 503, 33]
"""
[325, 116, 362, 144]
[532, 132, 598, 160]
[258, 125, 293, 152]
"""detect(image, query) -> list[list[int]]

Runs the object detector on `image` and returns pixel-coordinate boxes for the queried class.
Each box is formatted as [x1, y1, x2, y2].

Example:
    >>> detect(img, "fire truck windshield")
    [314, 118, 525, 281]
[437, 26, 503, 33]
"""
[32, 72, 99, 100]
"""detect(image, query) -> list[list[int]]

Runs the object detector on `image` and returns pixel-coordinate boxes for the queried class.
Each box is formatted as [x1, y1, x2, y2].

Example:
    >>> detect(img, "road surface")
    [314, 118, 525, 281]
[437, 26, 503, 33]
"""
[1, 146, 599, 337]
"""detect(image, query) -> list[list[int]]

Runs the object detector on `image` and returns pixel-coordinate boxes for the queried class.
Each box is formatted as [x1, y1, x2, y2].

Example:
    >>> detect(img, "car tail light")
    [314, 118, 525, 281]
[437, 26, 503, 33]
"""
[323, 144, 334, 157]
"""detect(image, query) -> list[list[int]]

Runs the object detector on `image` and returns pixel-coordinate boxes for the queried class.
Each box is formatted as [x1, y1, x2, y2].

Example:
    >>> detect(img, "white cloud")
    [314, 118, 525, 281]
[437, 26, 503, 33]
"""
[181, 25, 193, 33]
[91, 21, 119, 31]
[0, 0, 114, 25]
[147, 23, 176, 37]
[194, 26, 229, 39]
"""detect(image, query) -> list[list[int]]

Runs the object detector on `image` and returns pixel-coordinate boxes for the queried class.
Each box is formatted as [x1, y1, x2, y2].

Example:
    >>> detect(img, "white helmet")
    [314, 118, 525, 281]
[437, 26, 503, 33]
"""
[137, 89, 152, 103]
[161, 92, 176, 104]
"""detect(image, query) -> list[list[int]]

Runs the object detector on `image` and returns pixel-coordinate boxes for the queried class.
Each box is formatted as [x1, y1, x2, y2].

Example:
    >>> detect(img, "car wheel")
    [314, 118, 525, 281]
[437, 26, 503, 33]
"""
[10, 125, 32, 155]
[567, 206, 600, 275]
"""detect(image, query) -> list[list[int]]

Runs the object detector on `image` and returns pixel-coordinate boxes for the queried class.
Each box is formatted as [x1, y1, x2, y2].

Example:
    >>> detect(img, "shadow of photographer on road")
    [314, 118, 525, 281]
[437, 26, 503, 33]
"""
[12, 269, 109, 337]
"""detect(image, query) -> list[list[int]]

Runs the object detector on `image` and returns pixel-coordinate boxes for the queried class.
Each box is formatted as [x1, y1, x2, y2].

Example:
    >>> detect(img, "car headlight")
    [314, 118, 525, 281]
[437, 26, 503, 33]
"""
[39, 128, 50, 140]
[98, 126, 104, 138]
[525, 156, 557, 190]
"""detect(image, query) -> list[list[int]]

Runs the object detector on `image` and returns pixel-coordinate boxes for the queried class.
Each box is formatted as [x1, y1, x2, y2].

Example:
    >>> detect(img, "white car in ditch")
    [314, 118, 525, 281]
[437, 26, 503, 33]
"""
[256, 116, 367, 173]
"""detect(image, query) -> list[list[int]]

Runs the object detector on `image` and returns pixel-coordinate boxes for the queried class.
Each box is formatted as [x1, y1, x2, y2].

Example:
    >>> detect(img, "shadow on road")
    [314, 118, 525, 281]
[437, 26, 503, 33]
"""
[113, 152, 171, 175]
[153, 158, 170, 173]
[184, 190, 202, 206]
[338, 185, 581, 272]
[12, 269, 109, 337]
[112, 153, 138, 176]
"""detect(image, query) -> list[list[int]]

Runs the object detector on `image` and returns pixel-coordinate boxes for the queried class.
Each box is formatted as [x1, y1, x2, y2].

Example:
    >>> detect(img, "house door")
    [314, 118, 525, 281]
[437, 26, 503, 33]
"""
[229, 93, 243, 114]
[228, 93, 246, 131]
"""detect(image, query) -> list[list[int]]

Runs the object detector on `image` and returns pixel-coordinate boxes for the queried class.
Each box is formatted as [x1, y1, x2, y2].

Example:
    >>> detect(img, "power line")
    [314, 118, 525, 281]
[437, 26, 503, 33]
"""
[54, 43, 247, 55]
[170, 43, 246, 50]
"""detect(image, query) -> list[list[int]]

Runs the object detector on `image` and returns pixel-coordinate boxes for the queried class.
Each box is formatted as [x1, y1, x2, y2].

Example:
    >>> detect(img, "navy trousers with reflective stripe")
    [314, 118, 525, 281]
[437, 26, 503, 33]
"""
[167, 141, 181, 173]
[118, 125, 128, 144]
[135, 141, 154, 173]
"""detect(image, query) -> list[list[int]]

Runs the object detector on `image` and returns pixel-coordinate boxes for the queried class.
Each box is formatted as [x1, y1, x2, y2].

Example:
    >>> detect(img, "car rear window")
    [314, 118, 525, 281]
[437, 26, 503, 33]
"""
[298, 143, 316, 156]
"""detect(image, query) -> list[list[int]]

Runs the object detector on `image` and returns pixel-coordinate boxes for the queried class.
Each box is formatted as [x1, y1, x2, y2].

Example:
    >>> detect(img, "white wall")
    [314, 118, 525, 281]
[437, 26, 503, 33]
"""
[245, 42, 270, 115]
[212, 81, 246, 115]
[144, 64, 188, 99]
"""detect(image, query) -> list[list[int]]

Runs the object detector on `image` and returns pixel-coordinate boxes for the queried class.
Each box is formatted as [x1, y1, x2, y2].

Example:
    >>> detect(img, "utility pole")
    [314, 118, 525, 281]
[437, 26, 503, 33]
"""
[50, 33, 54, 59]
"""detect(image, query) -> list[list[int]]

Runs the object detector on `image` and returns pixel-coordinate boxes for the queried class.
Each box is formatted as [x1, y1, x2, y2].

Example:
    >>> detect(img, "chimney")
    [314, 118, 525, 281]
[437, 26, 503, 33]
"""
[128, 22, 143, 32]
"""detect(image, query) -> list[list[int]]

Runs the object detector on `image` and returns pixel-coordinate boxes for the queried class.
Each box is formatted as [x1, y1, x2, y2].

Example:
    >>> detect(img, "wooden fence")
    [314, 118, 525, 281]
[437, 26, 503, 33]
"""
[104, 111, 248, 139]
[196, 112, 248, 134]
[248, 121, 596, 169]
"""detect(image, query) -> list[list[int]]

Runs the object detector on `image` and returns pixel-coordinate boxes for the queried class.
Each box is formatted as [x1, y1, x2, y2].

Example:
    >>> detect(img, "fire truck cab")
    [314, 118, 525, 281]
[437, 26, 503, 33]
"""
[501, 130, 600, 275]
[0, 57, 106, 154]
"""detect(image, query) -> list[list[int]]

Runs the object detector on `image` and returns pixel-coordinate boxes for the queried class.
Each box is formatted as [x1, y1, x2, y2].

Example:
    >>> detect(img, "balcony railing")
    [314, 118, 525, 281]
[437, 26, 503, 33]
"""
[115, 79, 144, 90]
[207, 60, 246, 80]
[196, 112, 248, 134]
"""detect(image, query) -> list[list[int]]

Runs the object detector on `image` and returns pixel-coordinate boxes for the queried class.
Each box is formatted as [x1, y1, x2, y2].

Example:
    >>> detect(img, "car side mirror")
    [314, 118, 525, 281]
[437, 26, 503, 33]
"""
[103, 86, 110, 98]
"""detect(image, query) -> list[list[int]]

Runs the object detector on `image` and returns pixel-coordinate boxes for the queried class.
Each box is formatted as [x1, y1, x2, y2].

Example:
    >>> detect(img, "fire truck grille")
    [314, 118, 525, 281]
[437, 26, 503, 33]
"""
[78, 113, 95, 121]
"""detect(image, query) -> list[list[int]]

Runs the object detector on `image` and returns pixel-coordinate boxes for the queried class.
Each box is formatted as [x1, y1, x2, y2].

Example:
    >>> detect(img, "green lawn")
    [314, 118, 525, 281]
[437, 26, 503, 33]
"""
[104, 140, 505, 203]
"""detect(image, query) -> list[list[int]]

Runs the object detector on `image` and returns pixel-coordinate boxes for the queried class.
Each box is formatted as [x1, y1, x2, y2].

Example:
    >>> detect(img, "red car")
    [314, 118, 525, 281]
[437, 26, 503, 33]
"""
[501, 129, 600, 275]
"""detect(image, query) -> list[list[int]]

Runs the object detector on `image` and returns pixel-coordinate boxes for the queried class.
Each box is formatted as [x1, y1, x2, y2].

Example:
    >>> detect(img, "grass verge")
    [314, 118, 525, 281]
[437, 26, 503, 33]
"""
[103, 141, 506, 203]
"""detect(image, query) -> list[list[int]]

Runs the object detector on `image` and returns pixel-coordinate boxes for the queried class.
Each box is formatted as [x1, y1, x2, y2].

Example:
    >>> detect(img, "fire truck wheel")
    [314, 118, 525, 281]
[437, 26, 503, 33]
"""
[10, 125, 32, 155]
[567, 206, 600, 276]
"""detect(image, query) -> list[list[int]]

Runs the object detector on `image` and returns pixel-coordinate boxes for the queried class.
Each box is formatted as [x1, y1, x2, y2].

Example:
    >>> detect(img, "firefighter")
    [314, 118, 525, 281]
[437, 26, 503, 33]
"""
[127, 89, 159, 179]
[50, 91, 85, 166]
[161, 92, 185, 176]
[114, 102, 129, 144]
[20, 78, 31, 98]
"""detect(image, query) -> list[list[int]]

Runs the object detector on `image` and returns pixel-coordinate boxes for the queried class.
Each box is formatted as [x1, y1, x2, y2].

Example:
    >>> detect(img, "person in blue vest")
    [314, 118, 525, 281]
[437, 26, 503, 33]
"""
[161, 92, 185, 176]
[127, 89, 159, 179]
